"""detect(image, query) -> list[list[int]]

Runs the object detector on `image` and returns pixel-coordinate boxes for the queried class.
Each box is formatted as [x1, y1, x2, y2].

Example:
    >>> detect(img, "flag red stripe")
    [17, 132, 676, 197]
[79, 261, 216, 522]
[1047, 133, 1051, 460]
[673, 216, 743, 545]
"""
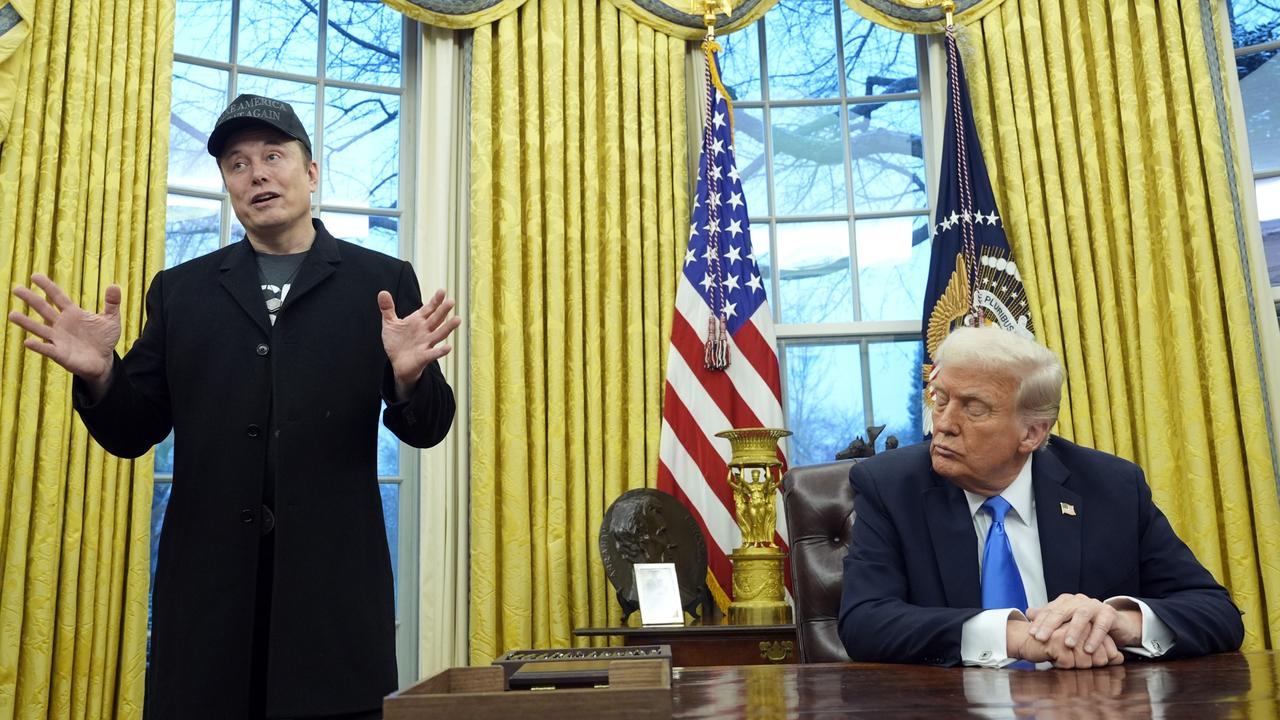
[661, 384, 735, 517]
[660, 462, 734, 597]
[732, 317, 784, 406]
[669, 313, 765, 427]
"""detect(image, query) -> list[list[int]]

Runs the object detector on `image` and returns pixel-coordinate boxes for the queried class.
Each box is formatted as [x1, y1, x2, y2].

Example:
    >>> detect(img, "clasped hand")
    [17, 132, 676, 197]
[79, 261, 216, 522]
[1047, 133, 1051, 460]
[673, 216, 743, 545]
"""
[1009, 593, 1144, 669]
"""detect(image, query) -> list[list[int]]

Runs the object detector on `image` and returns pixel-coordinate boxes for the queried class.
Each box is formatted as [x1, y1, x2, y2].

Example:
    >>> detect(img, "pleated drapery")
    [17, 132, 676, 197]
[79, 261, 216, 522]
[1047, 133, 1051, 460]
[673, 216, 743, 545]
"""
[0, 0, 173, 716]
[960, 0, 1280, 648]
[468, 0, 689, 662]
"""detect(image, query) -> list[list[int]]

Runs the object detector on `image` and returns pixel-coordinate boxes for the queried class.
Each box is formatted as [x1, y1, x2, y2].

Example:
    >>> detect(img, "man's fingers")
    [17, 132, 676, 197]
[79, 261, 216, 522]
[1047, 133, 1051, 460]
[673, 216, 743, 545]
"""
[9, 311, 55, 342]
[30, 273, 76, 312]
[12, 285, 60, 324]
[1063, 603, 1100, 648]
[1082, 606, 1116, 654]
[103, 284, 122, 316]
[377, 291, 398, 321]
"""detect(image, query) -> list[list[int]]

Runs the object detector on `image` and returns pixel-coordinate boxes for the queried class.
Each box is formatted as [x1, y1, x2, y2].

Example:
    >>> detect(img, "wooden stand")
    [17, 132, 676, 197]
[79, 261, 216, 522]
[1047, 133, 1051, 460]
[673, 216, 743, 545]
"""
[383, 659, 671, 720]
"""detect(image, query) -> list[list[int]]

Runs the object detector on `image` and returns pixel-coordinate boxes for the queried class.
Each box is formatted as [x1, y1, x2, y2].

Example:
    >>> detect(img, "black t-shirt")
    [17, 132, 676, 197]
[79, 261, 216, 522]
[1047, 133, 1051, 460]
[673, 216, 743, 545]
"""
[256, 250, 308, 326]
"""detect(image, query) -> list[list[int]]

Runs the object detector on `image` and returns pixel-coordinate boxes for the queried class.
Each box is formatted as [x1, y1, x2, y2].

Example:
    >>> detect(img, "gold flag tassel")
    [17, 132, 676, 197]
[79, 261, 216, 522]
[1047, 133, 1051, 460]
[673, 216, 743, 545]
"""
[699, 0, 734, 372]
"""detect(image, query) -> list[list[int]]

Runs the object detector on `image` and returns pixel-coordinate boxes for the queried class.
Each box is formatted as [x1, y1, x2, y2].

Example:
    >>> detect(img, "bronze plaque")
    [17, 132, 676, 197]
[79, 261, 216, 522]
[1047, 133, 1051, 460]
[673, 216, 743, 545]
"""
[599, 488, 708, 621]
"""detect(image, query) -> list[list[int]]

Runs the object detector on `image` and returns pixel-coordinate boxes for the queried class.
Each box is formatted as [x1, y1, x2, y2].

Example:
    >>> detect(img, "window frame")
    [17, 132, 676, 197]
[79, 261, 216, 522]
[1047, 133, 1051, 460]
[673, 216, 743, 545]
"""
[724, 4, 940, 462]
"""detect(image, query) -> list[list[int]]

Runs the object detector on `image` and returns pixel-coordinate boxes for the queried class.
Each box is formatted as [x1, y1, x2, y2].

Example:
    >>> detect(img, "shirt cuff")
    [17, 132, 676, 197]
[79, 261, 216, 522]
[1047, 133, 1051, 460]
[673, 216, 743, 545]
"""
[1105, 596, 1175, 657]
[961, 609, 1026, 667]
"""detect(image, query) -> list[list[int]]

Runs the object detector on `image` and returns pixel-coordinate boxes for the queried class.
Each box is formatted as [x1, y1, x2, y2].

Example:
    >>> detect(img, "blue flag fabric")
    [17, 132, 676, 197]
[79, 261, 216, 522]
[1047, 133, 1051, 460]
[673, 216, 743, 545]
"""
[921, 29, 1034, 397]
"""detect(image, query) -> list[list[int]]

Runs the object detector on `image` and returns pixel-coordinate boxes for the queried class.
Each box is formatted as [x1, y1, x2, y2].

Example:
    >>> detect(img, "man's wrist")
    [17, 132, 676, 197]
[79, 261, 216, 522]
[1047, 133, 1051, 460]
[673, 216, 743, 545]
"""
[1006, 618, 1031, 660]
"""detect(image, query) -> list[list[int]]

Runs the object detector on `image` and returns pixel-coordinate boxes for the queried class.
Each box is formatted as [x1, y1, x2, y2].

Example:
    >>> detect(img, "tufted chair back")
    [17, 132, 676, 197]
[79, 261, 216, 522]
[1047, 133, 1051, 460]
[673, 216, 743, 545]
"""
[781, 459, 856, 663]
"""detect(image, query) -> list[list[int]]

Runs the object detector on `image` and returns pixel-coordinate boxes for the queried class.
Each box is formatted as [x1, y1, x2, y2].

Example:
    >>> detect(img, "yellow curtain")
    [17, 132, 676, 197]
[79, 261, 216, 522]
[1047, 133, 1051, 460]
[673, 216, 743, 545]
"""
[0, 0, 173, 715]
[468, 0, 688, 662]
[961, 0, 1280, 648]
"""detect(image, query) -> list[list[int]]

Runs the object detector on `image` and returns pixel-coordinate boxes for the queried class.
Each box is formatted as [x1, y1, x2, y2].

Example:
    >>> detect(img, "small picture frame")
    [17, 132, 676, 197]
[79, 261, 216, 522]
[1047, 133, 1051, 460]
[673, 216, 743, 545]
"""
[633, 563, 683, 626]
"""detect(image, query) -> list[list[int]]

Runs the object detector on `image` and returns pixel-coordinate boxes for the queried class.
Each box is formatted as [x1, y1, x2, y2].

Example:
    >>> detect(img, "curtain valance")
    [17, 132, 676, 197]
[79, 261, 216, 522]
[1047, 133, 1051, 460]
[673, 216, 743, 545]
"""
[844, 0, 1008, 34]
[383, 0, 777, 37]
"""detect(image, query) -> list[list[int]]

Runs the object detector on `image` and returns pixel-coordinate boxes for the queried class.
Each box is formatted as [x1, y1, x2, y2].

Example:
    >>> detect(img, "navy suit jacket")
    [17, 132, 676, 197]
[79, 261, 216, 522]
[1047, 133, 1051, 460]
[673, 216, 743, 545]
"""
[838, 436, 1243, 666]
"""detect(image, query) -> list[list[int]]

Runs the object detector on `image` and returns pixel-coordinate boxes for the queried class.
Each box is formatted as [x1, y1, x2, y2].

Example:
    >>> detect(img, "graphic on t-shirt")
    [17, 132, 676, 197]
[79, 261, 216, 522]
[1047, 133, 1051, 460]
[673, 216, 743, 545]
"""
[262, 282, 293, 325]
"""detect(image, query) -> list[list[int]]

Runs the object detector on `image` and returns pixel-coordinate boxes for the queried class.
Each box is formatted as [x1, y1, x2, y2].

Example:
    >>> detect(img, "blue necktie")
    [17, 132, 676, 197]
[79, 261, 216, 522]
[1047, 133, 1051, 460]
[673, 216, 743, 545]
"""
[981, 496, 1028, 612]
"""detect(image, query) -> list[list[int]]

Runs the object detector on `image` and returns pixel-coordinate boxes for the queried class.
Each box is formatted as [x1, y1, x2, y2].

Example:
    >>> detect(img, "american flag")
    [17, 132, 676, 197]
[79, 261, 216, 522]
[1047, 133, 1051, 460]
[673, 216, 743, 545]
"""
[921, 26, 1034, 414]
[657, 44, 788, 611]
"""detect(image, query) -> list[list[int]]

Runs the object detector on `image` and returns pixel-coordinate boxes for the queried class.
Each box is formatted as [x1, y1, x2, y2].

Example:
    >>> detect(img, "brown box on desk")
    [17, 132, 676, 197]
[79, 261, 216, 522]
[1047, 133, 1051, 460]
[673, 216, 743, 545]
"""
[383, 658, 671, 720]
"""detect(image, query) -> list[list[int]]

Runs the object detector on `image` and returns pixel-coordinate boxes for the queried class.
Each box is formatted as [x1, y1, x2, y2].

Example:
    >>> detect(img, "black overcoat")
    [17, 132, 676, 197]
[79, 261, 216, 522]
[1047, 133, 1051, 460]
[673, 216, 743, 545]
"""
[74, 220, 455, 718]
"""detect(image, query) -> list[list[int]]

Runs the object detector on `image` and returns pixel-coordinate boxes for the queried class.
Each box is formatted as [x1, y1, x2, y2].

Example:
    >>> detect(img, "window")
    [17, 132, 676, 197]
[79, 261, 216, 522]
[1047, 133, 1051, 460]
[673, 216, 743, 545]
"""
[158, 0, 418, 679]
[1228, 2, 1280, 305]
[720, 0, 933, 465]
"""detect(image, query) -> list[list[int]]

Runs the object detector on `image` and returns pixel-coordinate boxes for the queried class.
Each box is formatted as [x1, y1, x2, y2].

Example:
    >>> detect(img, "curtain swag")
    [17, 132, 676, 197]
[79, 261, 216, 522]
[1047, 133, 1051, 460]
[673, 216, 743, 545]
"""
[845, 0, 1008, 34]
[383, 0, 777, 37]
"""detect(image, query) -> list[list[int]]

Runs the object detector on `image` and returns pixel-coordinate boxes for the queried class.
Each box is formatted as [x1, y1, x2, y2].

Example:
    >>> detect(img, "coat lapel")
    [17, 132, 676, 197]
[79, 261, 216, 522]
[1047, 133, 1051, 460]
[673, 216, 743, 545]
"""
[1033, 445, 1082, 600]
[281, 224, 340, 310]
[924, 477, 982, 608]
[219, 240, 272, 336]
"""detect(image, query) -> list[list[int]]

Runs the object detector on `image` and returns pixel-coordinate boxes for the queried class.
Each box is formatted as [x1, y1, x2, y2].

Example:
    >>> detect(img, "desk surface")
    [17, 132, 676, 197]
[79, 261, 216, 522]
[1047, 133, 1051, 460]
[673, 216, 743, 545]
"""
[669, 651, 1279, 718]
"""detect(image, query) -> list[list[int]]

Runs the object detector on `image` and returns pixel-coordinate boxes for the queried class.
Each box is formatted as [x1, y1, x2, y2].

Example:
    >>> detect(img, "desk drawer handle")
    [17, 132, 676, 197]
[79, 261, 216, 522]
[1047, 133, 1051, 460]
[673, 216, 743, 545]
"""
[759, 640, 793, 663]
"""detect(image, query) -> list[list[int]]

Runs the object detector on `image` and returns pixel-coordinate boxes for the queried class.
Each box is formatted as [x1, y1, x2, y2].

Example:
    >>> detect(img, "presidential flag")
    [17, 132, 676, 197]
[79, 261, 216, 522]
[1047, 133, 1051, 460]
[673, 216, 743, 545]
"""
[921, 26, 1034, 420]
[657, 40, 788, 611]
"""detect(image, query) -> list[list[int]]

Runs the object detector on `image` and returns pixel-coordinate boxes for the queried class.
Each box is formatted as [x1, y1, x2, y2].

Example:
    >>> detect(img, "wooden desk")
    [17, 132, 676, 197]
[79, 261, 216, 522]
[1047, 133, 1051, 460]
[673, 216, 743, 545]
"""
[669, 651, 1279, 718]
[574, 623, 797, 666]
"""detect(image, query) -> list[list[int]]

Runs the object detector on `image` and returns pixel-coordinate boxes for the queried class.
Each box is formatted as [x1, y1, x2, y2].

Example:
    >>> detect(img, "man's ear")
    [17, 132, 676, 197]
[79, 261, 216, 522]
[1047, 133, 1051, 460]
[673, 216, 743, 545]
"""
[308, 160, 318, 191]
[1019, 420, 1050, 453]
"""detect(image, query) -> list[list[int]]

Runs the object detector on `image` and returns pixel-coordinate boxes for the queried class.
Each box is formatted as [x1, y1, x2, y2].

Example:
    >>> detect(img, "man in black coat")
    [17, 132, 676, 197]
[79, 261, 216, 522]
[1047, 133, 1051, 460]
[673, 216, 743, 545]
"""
[838, 326, 1243, 669]
[8, 94, 459, 718]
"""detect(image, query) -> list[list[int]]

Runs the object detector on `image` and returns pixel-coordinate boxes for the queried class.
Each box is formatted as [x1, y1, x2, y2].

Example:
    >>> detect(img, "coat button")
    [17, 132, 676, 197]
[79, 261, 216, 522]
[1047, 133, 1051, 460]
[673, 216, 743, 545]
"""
[246, 424, 261, 438]
[241, 508, 254, 523]
[256, 343, 270, 356]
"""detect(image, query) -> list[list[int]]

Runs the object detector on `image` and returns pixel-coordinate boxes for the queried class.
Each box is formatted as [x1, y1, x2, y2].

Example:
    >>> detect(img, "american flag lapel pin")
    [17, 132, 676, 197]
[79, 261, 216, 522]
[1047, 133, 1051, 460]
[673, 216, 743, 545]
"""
[1060, 502, 1076, 517]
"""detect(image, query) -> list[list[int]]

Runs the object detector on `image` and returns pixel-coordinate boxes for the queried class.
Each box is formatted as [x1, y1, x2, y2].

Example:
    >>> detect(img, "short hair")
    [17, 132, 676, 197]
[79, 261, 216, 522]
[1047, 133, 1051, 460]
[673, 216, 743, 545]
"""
[933, 326, 1063, 431]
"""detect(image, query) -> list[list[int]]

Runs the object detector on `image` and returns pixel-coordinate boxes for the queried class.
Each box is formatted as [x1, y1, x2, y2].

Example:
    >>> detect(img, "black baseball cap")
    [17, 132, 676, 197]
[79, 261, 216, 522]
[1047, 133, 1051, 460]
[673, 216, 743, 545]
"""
[207, 94, 311, 158]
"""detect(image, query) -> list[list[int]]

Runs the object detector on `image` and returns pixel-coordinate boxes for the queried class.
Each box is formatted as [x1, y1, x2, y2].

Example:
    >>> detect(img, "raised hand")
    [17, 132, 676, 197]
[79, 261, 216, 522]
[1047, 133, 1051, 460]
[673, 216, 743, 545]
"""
[379, 288, 461, 400]
[9, 273, 121, 386]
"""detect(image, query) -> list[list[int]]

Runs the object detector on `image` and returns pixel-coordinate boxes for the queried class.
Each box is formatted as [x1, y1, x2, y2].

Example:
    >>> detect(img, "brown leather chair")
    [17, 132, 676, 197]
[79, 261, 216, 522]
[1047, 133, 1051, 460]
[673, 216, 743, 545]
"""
[782, 459, 856, 663]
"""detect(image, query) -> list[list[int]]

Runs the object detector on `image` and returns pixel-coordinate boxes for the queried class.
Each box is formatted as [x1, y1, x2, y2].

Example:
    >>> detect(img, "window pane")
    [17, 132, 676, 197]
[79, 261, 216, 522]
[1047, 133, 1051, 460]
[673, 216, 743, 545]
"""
[1229, 1, 1280, 47]
[764, 0, 840, 100]
[166, 195, 222, 268]
[380, 482, 400, 613]
[841, 5, 919, 98]
[323, 87, 400, 209]
[734, 107, 771, 217]
[784, 341, 863, 466]
[849, 99, 926, 212]
[1260, 177, 1280, 285]
[235, 75, 318, 148]
[855, 215, 930, 321]
[170, 63, 229, 190]
[1240, 51, 1280, 172]
[776, 220, 853, 323]
[771, 105, 847, 216]
[174, 0, 232, 63]
[320, 212, 399, 257]
[719, 22, 762, 101]
[149, 481, 172, 638]
[238, 0, 320, 75]
[326, 0, 402, 87]
[154, 431, 175, 475]
[868, 339, 924, 449]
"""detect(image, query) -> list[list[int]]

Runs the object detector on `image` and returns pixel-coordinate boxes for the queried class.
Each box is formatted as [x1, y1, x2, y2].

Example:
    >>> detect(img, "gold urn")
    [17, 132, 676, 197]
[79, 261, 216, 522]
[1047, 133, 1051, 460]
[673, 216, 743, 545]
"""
[716, 427, 793, 626]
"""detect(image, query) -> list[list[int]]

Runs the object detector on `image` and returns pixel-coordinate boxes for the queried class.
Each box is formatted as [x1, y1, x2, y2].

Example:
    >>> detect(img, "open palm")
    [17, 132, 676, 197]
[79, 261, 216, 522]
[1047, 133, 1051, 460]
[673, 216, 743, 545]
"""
[8, 273, 121, 381]
[379, 288, 460, 398]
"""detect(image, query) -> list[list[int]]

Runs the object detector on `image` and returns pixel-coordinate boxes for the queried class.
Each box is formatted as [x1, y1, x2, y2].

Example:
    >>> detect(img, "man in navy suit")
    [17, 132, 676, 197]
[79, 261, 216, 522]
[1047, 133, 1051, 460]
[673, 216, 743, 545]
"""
[838, 326, 1243, 668]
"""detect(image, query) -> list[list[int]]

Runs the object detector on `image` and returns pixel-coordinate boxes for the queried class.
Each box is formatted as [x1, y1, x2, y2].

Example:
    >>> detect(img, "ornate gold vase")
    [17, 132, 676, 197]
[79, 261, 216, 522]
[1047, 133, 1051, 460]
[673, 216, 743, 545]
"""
[716, 427, 793, 626]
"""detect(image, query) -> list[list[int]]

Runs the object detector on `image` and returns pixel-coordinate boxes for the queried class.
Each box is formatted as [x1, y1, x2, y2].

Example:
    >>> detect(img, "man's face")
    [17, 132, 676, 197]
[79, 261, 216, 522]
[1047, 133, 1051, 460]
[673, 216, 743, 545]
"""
[929, 364, 1046, 495]
[218, 127, 317, 242]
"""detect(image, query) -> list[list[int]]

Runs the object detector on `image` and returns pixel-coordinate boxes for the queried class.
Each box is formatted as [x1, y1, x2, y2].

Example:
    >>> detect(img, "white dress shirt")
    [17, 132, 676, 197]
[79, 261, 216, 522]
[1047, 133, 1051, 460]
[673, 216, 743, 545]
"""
[959, 454, 1175, 667]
